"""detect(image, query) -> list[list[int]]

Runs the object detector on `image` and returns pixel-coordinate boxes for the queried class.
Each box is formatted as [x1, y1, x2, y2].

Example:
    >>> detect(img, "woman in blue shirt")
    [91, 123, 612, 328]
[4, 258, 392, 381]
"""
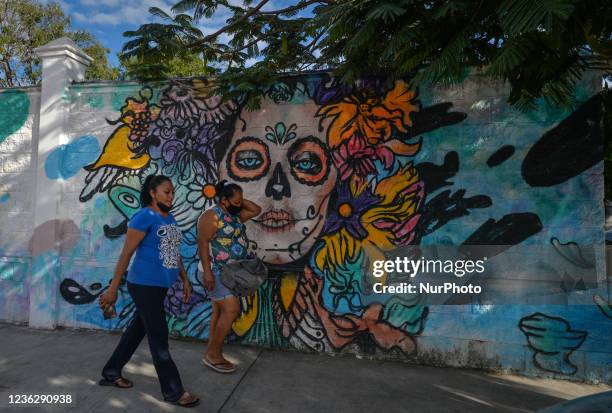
[98, 175, 199, 408]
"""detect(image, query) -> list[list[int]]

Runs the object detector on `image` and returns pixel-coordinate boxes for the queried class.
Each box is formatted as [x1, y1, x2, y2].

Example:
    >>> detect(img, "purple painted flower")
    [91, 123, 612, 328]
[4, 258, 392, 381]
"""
[162, 139, 184, 163]
[159, 82, 206, 124]
[323, 183, 380, 240]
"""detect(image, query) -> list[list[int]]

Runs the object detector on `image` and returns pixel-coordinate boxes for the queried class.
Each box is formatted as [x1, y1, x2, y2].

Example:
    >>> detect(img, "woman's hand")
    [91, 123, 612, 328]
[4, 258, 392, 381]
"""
[182, 278, 192, 303]
[99, 287, 117, 311]
[202, 269, 215, 291]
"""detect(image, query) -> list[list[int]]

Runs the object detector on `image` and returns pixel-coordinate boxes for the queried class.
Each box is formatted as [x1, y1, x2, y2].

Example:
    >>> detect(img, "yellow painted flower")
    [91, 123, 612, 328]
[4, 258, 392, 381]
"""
[85, 88, 158, 171]
[362, 163, 424, 246]
[315, 164, 425, 284]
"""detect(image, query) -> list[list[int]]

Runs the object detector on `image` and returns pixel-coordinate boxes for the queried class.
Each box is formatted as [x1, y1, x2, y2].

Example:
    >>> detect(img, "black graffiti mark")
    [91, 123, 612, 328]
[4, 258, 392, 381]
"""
[405, 103, 467, 138]
[522, 93, 603, 187]
[460, 213, 543, 259]
[487, 145, 515, 167]
[415, 189, 492, 241]
[79, 166, 125, 203]
[178, 304, 213, 338]
[593, 295, 612, 319]
[560, 272, 587, 293]
[415, 151, 459, 193]
[306, 204, 317, 220]
[59, 278, 101, 305]
[550, 237, 595, 269]
[518, 312, 587, 375]
[103, 219, 128, 239]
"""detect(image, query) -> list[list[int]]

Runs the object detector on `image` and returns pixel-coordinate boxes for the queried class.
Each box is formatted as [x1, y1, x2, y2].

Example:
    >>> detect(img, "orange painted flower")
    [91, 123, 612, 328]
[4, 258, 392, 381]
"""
[316, 80, 420, 152]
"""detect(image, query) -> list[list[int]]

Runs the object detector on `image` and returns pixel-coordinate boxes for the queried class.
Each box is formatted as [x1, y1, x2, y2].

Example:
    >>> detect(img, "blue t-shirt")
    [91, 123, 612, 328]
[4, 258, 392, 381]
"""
[127, 208, 182, 288]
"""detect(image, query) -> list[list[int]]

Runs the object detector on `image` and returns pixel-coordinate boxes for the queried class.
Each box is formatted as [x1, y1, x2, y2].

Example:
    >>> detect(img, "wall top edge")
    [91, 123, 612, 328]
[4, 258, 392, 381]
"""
[70, 69, 605, 91]
[0, 86, 41, 93]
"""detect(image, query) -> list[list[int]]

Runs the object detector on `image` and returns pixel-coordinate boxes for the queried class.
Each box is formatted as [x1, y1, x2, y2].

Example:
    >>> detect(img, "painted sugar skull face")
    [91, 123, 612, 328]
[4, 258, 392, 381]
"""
[219, 97, 337, 264]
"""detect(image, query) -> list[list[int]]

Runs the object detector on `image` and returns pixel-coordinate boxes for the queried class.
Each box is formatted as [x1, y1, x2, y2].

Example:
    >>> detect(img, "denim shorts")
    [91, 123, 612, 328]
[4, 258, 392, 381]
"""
[198, 269, 234, 301]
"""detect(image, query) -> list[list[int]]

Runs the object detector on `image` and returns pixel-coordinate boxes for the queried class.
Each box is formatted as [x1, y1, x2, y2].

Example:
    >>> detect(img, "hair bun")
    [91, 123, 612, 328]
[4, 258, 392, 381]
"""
[214, 180, 227, 192]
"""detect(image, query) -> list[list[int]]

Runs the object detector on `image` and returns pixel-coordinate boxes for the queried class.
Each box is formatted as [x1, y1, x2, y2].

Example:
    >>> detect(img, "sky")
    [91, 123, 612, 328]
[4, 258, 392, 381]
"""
[58, 0, 303, 67]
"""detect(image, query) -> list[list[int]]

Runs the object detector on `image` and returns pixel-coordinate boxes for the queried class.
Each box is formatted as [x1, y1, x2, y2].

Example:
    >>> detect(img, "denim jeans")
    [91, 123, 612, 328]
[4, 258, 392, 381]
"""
[101, 282, 184, 402]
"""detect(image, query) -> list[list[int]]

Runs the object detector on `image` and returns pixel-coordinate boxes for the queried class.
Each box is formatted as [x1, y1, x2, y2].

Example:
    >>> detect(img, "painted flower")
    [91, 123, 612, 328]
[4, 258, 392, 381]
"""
[117, 89, 160, 145]
[332, 134, 395, 180]
[186, 174, 216, 211]
[159, 82, 206, 125]
[323, 183, 380, 241]
[266, 82, 294, 103]
[362, 163, 425, 246]
[191, 78, 237, 124]
[316, 163, 425, 285]
[316, 80, 421, 156]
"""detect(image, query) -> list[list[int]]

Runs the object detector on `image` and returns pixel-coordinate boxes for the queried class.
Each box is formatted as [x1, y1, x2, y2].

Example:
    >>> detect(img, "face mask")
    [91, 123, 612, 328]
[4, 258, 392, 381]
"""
[157, 202, 172, 213]
[226, 204, 242, 216]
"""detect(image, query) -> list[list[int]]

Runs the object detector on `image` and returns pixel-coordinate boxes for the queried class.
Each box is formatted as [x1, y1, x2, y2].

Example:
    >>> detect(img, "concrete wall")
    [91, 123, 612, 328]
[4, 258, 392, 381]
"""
[0, 41, 610, 383]
[0, 87, 40, 323]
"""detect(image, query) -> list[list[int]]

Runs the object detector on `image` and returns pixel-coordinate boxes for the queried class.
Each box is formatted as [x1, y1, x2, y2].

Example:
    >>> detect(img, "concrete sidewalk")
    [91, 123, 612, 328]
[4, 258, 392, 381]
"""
[0, 323, 609, 413]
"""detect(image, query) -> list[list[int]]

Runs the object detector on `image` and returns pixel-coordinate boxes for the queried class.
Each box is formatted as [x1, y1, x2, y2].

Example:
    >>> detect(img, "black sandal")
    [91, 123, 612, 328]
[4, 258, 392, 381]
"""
[169, 392, 200, 408]
[98, 377, 133, 389]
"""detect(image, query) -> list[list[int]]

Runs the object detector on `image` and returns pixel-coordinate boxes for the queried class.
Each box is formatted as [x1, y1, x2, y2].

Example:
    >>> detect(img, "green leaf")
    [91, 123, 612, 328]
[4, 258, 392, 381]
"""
[365, 3, 406, 23]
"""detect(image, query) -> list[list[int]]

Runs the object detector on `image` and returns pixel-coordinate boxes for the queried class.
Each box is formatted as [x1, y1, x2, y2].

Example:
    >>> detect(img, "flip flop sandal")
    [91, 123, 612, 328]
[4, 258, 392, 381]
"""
[201, 357, 236, 374]
[98, 377, 133, 388]
[169, 392, 200, 408]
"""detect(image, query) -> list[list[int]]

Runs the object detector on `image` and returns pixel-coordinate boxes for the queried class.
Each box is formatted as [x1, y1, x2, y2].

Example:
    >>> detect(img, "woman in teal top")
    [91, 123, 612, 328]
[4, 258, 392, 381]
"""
[197, 180, 261, 373]
[98, 175, 199, 408]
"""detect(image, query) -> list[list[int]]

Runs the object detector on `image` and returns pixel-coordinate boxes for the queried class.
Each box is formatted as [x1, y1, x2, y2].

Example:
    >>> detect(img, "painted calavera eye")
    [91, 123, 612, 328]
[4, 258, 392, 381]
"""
[227, 137, 270, 182]
[288, 136, 331, 186]
[236, 150, 264, 170]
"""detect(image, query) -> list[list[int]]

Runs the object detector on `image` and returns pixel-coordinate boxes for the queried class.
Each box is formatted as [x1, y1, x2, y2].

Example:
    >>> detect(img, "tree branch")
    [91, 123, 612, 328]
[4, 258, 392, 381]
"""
[190, 0, 270, 47]
[1, 58, 14, 88]
[259, 0, 333, 16]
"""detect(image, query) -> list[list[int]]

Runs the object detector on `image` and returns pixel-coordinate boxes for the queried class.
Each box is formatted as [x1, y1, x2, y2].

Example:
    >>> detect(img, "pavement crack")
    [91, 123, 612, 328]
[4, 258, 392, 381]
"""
[216, 349, 263, 413]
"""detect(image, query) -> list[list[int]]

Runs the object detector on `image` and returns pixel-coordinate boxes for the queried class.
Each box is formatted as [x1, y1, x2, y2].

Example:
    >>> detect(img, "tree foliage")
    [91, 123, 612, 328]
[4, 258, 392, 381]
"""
[122, 0, 611, 109]
[0, 0, 118, 87]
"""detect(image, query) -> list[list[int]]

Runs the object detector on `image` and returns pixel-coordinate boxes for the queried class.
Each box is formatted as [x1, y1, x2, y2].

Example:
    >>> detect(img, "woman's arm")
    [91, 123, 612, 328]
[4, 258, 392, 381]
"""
[239, 198, 262, 222]
[178, 258, 191, 303]
[197, 209, 218, 291]
[99, 228, 146, 309]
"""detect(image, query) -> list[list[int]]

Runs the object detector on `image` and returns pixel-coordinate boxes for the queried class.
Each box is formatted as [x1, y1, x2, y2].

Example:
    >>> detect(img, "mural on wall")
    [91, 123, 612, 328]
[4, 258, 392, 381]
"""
[519, 312, 587, 375]
[0, 90, 32, 323]
[54, 74, 607, 371]
[0, 90, 29, 145]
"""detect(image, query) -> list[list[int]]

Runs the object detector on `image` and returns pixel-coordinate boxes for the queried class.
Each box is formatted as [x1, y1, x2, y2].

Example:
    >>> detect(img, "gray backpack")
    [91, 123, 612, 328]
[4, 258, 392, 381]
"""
[220, 258, 268, 297]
